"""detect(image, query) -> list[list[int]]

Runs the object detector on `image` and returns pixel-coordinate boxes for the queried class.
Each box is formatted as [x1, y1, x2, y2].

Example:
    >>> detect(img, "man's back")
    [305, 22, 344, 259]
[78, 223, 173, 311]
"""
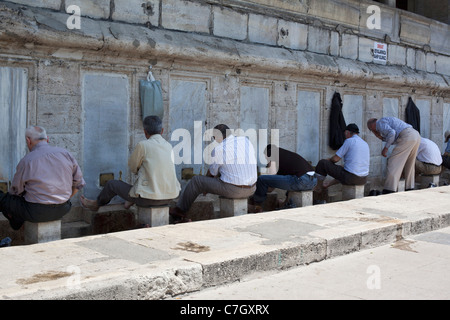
[128, 134, 181, 200]
[274, 147, 313, 177]
[417, 138, 442, 166]
[336, 135, 370, 177]
[11, 142, 84, 204]
[209, 135, 257, 186]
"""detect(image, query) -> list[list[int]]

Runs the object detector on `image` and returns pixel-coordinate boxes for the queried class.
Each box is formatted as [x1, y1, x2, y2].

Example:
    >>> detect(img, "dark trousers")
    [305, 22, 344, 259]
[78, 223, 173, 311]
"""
[443, 155, 450, 170]
[97, 180, 172, 207]
[0, 191, 71, 230]
[315, 159, 367, 185]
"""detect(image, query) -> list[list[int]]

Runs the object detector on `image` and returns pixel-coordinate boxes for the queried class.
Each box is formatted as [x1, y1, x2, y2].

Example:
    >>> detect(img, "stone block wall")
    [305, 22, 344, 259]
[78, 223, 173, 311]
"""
[0, 0, 449, 204]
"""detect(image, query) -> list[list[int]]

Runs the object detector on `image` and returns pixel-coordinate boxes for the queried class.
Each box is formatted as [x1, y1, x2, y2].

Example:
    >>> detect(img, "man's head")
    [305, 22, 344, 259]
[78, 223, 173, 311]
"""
[213, 124, 231, 143]
[344, 123, 359, 139]
[143, 116, 163, 138]
[367, 118, 378, 133]
[25, 126, 48, 151]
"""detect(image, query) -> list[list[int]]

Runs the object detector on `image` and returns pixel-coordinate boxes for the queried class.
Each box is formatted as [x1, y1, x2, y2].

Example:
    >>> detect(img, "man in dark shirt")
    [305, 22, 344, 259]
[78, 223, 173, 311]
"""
[250, 144, 317, 212]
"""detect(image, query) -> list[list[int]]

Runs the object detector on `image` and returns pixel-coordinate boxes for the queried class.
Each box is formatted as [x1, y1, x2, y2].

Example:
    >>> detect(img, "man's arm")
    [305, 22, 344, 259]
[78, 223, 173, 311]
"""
[330, 155, 341, 163]
[9, 160, 26, 196]
[377, 121, 396, 150]
[128, 142, 144, 174]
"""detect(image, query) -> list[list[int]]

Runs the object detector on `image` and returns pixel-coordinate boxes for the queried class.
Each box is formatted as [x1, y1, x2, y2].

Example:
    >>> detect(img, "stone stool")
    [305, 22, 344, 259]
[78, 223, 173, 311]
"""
[286, 190, 313, 207]
[420, 175, 440, 189]
[137, 206, 169, 227]
[342, 184, 365, 201]
[220, 197, 248, 217]
[24, 220, 61, 244]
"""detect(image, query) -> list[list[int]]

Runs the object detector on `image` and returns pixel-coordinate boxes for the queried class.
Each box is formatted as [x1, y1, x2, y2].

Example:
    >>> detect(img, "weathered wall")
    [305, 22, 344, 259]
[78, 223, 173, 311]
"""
[0, 0, 449, 208]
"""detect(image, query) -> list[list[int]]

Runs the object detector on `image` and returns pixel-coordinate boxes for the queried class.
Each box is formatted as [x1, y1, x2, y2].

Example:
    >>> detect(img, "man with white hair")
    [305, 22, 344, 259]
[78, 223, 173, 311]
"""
[0, 126, 85, 230]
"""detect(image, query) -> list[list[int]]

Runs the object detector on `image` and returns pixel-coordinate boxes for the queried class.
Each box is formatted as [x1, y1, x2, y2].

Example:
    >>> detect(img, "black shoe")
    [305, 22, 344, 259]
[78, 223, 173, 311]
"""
[382, 189, 395, 194]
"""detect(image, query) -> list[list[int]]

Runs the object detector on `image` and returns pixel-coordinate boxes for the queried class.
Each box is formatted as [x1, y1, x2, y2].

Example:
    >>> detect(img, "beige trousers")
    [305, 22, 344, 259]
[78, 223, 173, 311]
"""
[384, 127, 421, 192]
[415, 160, 442, 176]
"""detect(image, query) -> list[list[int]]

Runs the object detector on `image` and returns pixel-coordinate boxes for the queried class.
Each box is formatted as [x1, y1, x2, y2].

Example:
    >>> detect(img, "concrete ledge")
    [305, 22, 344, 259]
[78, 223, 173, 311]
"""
[0, 2, 448, 91]
[1, 186, 449, 299]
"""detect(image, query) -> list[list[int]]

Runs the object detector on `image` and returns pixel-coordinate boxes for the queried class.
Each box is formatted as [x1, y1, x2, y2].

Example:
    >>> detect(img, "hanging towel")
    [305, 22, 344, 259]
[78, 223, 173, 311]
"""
[329, 92, 347, 150]
[139, 70, 164, 120]
[405, 97, 420, 133]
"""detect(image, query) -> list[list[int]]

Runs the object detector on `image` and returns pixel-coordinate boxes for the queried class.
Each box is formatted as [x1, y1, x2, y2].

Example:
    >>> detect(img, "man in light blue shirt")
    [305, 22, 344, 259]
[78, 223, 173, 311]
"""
[367, 117, 420, 193]
[315, 124, 370, 191]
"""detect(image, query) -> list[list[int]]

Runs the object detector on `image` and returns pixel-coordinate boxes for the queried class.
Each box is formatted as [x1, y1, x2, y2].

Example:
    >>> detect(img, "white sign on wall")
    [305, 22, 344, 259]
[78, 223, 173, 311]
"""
[373, 42, 387, 65]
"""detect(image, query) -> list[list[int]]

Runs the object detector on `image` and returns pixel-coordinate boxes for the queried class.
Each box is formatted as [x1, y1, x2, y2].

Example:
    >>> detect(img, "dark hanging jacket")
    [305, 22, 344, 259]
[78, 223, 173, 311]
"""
[329, 92, 347, 150]
[405, 97, 420, 133]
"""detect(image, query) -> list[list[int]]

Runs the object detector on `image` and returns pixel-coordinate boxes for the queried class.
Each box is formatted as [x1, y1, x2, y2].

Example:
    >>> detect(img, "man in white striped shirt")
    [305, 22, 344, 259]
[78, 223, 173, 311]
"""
[170, 124, 257, 223]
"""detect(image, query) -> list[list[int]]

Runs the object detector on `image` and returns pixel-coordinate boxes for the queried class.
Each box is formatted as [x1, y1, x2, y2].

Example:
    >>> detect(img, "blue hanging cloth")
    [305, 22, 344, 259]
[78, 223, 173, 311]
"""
[139, 67, 164, 120]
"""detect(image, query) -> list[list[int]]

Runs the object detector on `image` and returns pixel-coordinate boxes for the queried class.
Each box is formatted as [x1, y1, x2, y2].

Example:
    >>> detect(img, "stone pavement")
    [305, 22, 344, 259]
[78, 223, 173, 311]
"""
[0, 186, 449, 300]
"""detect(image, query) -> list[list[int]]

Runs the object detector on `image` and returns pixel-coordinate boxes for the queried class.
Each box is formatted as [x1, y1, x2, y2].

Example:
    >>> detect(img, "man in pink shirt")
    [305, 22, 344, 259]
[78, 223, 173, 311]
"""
[0, 126, 85, 230]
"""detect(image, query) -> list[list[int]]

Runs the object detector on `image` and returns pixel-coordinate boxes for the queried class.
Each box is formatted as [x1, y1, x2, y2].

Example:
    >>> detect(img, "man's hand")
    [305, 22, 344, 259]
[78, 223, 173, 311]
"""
[382, 147, 389, 158]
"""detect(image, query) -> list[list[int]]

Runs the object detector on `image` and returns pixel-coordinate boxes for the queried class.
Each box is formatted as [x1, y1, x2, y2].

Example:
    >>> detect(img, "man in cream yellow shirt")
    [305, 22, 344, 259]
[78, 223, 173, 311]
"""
[81, 116, 180, 210]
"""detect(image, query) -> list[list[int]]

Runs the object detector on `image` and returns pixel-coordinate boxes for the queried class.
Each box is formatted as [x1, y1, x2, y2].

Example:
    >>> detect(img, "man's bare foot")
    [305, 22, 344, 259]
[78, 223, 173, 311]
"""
[323, 178, 339, 189]
[248, 204, 263, 213]
[124, 201, 133, 209]
[80, 195, 99, 211]
[169, 207, 191, 223]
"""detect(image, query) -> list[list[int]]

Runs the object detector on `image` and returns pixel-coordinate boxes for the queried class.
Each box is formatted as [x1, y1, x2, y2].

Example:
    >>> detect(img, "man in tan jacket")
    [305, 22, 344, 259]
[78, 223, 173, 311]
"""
[81, 116, 180, 211]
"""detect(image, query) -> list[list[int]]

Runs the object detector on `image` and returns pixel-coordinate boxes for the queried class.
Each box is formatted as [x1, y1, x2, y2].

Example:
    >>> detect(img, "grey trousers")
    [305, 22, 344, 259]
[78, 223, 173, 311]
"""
[98, 180, 172, 207]
[177, 175, 256, 212]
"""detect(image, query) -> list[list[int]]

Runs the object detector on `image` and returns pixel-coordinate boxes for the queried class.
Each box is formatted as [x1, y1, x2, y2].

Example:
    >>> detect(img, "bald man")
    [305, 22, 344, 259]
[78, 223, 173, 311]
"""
[367, 117, 420, 193]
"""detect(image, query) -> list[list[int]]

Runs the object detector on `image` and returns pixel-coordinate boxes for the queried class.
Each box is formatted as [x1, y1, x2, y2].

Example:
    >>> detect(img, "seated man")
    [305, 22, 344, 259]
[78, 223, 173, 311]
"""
[250, 144, 317, 211]
[81, 116, 180, 211]
[0, 126, 85, 230]
[415, 137, 442, 175]
[170, 124, 257, 223]
[442, 131, 450, 170]
[315, 124, 370, 192]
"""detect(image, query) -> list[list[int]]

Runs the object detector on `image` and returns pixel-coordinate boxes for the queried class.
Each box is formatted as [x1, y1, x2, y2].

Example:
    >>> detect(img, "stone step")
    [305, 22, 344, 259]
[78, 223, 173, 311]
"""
[62, 221, 91, 239]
